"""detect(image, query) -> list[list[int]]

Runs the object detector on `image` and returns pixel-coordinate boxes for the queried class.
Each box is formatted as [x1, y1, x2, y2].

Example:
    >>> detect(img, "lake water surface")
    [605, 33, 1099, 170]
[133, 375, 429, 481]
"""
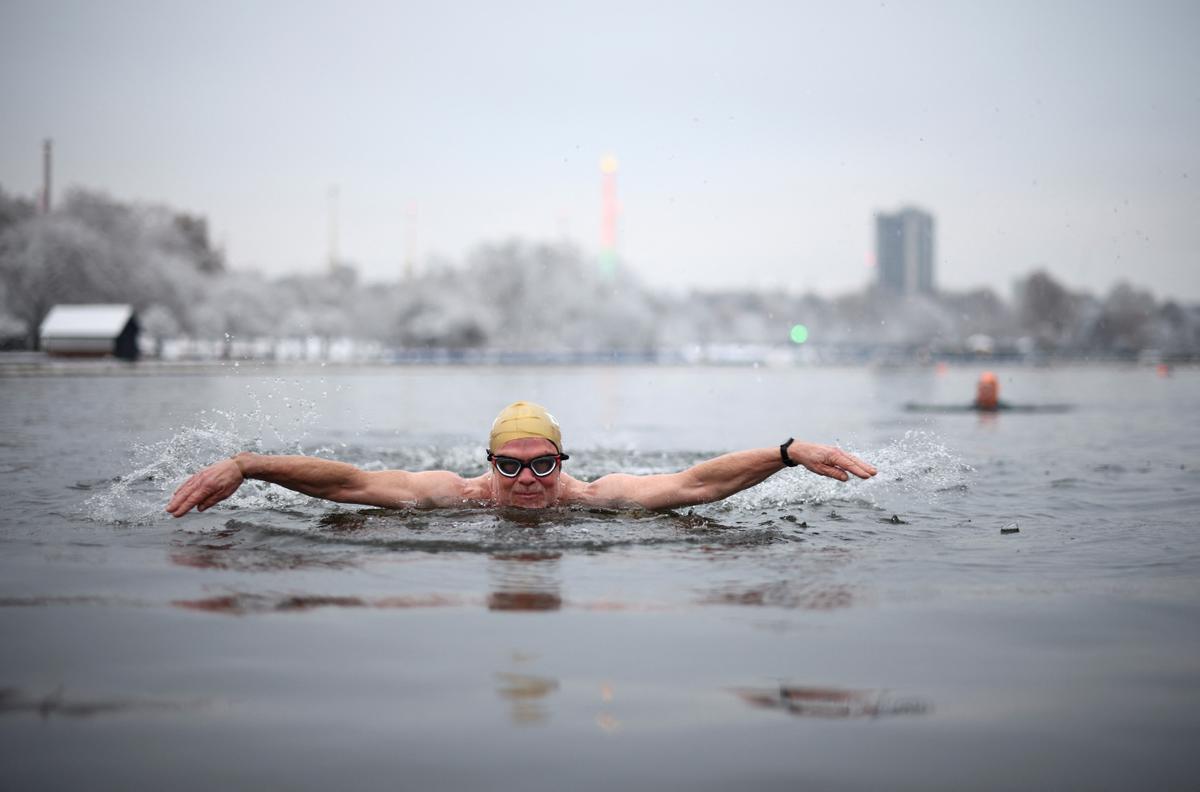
[1, 363, 1198, 790]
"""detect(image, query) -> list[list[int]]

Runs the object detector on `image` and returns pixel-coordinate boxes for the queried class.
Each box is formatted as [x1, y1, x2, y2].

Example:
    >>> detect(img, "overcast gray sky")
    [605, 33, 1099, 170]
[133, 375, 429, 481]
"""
[2, 0, 1197, 299]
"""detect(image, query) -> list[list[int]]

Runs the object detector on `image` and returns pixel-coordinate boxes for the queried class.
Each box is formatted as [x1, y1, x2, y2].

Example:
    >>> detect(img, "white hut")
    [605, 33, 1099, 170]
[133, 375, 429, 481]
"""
[40, 304, 140, 360]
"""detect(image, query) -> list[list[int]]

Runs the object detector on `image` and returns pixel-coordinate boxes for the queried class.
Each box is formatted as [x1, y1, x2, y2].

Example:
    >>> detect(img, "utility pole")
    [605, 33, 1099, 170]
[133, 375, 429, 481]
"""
[327, 185, 339, 272]
[41, 138, 53, 213]
[403, 202, 418, 280]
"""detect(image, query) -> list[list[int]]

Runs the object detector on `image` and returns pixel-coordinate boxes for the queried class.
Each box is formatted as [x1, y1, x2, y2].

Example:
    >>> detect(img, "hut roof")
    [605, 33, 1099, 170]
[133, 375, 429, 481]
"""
[41, 304, 136, 339]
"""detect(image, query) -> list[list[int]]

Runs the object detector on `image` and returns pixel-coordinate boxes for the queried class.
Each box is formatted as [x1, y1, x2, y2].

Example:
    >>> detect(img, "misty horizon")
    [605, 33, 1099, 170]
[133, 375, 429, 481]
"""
[3, 178, 1193, 309]
[3, 185, 1195, 364]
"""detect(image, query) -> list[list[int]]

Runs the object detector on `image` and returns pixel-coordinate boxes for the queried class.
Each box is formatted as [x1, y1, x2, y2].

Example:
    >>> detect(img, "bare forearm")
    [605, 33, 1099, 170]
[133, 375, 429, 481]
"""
[583, 440, 876, 511]
[233, 452, 366, 501]
[684, 448, 782, 503]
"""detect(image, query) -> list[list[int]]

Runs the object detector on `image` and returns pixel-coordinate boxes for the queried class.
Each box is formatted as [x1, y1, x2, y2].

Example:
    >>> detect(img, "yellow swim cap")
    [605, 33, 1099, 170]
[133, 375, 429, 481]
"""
[489, 401, 563, 453]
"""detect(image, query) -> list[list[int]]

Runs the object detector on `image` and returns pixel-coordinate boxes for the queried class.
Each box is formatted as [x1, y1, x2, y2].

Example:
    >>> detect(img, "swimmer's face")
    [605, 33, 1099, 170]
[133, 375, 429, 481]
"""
[490, 437, 563, 509]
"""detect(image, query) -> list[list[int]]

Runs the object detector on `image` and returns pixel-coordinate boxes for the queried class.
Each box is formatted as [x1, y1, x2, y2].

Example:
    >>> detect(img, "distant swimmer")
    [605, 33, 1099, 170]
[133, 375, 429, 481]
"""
[166, 401, 878, 515]
[973, 371, 1004, 411]
[904, 371, 1071, 414]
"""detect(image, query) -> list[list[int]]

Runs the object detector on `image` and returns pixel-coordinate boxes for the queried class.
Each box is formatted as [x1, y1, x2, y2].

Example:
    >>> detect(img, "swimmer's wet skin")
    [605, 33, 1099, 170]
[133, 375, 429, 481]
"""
[166, 401, 877, 516]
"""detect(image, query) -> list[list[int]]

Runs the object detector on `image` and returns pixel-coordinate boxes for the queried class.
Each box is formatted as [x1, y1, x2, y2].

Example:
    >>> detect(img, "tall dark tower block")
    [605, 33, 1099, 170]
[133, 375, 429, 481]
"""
[875, 206, 935, 295]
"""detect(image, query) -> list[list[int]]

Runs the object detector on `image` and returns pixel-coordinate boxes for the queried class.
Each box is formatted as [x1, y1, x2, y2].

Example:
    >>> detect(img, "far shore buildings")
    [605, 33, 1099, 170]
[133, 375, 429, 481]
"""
[875, 206, 935, 296]
[40, 304, 140, 360]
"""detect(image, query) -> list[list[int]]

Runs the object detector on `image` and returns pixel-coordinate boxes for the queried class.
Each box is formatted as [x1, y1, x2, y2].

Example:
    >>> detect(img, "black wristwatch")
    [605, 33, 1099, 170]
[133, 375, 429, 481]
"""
[780, 438, 799, 467]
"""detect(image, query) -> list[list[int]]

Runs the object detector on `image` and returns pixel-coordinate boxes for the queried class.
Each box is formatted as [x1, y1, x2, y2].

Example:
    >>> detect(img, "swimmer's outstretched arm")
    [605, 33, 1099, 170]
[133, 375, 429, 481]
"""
[577, 442, 876, 511]
[165, 452, 471, 516]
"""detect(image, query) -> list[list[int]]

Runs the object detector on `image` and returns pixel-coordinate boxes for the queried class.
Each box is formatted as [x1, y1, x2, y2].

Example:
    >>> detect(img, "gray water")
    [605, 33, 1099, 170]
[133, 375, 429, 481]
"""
[1, 364, 1198, 790]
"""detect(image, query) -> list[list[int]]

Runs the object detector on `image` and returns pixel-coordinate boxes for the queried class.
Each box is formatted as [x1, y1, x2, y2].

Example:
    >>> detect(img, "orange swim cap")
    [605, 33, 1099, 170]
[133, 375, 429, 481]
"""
[976, 371, 1000, 409]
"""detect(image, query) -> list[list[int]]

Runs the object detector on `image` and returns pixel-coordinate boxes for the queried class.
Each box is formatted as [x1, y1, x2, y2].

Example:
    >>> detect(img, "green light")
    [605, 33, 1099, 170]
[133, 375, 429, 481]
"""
[789, 324, 809, 344]
[599, 249, 618, 278]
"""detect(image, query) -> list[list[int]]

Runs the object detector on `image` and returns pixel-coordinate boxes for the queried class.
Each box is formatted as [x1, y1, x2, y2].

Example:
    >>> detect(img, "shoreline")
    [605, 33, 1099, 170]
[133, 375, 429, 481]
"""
[0, 350, 1191, 378]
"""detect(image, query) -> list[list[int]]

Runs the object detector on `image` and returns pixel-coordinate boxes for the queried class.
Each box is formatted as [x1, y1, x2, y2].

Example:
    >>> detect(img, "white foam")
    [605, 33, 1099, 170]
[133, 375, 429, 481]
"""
[85, 378, 329, 525]
[715, 430, 972, 512]
[87, 417, 969, 528]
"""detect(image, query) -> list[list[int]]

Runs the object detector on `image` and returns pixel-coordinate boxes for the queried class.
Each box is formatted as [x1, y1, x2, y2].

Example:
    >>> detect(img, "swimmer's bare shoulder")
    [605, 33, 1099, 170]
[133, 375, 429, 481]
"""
[557, 472, 690, 510]
[459, 474, 493, 505]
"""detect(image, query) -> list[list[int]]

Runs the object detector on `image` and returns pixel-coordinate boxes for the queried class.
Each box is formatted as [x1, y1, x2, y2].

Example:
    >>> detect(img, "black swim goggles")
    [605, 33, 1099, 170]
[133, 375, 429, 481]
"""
[487, 451, 569, 478]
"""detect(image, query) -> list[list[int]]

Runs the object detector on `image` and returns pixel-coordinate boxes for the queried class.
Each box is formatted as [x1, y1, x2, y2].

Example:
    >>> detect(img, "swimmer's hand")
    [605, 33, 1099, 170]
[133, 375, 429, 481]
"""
[787, 441, 877, 481]
[166, 457, 245, 517]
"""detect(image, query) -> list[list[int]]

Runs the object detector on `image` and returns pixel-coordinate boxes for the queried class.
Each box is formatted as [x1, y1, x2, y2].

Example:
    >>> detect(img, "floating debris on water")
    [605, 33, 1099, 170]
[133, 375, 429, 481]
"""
[1001, 522, 1020, 535]
[0, 686, 201, 719]
[733, 684, 930, 719]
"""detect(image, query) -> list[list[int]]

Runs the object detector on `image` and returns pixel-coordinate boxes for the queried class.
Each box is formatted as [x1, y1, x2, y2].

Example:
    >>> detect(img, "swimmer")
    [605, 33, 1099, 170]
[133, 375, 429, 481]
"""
[166, 401, 877, 515]
[973, 371, 1005, 411]
[904, 372, 1070, 414]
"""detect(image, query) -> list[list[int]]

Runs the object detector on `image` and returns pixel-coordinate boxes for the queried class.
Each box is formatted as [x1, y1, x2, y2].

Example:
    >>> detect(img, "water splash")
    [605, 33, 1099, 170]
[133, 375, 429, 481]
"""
[717, 430, 972, 512]
[87, 413, 969, 540]
[85, 378, 326, 525]
[86, 416, 262, 524]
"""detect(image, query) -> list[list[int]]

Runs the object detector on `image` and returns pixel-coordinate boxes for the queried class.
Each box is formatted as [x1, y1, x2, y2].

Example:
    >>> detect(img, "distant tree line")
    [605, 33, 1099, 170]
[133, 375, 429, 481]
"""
[0, 186, 224, 347]
[1, 185, 1197, 359]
